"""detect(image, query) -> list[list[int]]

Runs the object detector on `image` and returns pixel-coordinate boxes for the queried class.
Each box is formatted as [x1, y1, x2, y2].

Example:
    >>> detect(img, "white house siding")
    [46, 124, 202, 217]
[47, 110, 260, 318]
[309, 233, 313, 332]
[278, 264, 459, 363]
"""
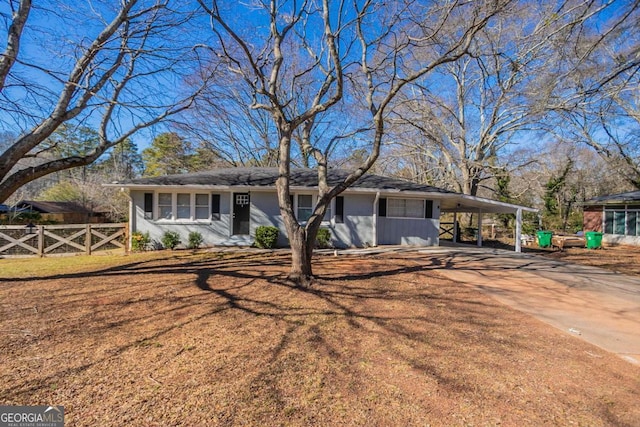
[603, 235, 640, 246]
[130, 189, 440, 249]
[377, 200, 441, 246]
[243, 191, 378, 248]
[377, 218, 439, 246]
[248, 191, 288, 246]
[131, 190, 233, 247]
[331, 193, 375, 248]
[251, 192, 376, 248]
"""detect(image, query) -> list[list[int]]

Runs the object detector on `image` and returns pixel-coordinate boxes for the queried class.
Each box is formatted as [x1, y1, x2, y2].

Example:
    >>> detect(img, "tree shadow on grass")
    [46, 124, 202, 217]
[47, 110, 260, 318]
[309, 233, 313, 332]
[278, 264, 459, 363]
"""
[2, 250, 637, 425]
[1, 252, 508, 398]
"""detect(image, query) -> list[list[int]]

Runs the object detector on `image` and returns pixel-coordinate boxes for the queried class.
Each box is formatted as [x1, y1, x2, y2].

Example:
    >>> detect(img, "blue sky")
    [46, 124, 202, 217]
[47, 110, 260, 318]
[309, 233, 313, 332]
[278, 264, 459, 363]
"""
[1, 0, 637, 166]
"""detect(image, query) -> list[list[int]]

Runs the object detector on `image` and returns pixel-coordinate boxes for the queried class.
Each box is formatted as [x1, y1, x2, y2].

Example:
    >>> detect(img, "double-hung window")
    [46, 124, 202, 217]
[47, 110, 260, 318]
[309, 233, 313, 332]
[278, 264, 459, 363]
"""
[295, 194, 335, 223]
[158, 193, 173, 219]
[153, 192, 215, 221]
[176, 193, 191, 219]
[387, 198, 425, 218]
[195, 194, 209, 220]
[297, 195, 313, 222]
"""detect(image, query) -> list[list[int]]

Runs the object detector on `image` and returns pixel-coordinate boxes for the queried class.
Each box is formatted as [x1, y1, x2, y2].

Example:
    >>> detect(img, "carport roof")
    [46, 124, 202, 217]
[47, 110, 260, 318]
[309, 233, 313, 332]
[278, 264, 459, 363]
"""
[110, 167, 536, 214]
[438, 193, 538, 214]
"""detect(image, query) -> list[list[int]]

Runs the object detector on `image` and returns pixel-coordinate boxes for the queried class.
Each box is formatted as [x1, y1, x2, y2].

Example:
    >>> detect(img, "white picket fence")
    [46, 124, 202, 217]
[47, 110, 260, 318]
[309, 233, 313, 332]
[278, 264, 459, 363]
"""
[0, 223, 127, 258]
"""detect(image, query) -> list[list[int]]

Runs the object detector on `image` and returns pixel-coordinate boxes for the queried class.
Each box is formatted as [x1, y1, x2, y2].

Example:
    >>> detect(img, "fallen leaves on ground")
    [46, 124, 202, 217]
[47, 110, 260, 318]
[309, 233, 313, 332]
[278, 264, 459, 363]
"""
[1, 251, 638, 426]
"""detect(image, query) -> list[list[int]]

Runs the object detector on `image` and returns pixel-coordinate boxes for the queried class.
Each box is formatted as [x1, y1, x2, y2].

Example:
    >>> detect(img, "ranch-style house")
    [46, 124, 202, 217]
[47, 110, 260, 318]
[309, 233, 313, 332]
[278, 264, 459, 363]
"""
[108, 167, 536, 251]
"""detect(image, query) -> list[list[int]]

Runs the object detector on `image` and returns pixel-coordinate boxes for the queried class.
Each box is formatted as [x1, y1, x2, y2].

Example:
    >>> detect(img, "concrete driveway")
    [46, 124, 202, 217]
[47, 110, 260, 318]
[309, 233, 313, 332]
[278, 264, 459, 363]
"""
[418, 247, 640, 366]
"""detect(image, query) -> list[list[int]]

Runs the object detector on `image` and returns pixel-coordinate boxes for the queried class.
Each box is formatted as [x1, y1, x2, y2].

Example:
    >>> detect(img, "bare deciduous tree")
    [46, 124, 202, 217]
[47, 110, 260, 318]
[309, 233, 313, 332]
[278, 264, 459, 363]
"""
[386, 1, 621, 198]
[178, 85, 281, 167]
[0, 0, 209, 202]
[561, 99, 640, 190]
[197, 0, 509, 283]
[543, 0, 640, 190]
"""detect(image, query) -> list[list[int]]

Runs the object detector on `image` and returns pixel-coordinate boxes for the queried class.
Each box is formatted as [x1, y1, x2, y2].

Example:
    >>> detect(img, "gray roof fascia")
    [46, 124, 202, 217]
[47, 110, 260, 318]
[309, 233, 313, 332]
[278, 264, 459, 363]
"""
[106, 183, 375, 193]
[109, 182, 457, 198]
[439, 193, 539, 213]
[105, 183, 233, 192]
[105, 168, 536, 213]
[583, 190, 640, 206]
[110, 181, 536, 213]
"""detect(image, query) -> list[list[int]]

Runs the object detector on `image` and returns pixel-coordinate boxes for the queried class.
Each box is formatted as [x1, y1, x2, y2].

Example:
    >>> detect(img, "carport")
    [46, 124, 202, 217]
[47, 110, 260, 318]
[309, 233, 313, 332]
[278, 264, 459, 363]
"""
[438, 193, 539, 252]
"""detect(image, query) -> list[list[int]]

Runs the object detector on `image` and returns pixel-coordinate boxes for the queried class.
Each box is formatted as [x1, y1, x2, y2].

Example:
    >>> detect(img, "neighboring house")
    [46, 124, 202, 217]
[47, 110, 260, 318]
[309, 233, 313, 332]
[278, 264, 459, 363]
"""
[583, 190, 640, 246]
[108, 167, 536, 251]
[14, 200, 107, 224]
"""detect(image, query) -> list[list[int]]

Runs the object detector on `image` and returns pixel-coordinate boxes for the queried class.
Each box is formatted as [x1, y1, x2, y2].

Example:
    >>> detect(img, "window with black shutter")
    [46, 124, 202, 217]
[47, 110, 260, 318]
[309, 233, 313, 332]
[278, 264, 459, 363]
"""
[211, 194, 221, 220]
[335, 196, 344, 223]
[378, 198, 387, 217]
[425, 200, 433, 219]
[144, 193, 153, 219]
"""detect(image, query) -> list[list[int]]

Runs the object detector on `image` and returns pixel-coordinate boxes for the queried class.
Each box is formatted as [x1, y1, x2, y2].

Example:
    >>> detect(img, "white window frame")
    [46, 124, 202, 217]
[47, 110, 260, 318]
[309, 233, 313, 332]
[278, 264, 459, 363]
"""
[158, 192, 173, 220]
[154, 192, 212, 223]
[387, 198, 425, 219]
[176, 193, 191, 220]
[294, 193, 333, 225]
[296, 194, 314, 222]
[195, 193, 210, 220]
[604, 205, 640, 237]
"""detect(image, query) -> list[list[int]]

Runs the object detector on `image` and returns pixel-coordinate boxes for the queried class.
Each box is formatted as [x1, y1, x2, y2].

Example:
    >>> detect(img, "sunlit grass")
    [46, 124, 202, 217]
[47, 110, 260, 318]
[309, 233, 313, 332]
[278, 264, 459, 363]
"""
[0, 251, 164, 278]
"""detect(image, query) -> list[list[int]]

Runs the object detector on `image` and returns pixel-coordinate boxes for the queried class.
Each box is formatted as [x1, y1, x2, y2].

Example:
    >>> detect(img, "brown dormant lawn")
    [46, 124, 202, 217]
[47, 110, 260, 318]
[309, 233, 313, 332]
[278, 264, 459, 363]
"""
[1, 250, 639, 426]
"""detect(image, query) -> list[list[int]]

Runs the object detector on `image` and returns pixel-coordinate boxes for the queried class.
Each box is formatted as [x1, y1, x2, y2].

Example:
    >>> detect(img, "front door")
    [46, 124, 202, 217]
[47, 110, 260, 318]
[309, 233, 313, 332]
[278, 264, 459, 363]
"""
[233, 193, 250, 235]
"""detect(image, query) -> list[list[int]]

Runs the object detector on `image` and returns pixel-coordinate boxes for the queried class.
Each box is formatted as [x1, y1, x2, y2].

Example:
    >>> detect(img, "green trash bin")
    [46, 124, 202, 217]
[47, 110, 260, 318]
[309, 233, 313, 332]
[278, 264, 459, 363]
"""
[537, 230, 553, 248]
[585, 231, 603, 249]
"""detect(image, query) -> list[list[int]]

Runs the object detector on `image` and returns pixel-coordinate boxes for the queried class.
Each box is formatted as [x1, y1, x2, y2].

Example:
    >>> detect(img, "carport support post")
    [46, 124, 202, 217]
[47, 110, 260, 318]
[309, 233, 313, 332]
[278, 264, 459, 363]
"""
[453, 212, 458, 243]
[372, 191, 379, 247]
[515, 208, 522, 253]
[477, 210, 483, 247]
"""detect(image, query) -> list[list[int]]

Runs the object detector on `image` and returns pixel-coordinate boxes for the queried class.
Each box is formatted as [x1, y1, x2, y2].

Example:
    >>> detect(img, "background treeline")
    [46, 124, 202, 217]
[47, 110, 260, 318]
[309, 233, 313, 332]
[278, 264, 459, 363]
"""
[1, 1, 637, 233]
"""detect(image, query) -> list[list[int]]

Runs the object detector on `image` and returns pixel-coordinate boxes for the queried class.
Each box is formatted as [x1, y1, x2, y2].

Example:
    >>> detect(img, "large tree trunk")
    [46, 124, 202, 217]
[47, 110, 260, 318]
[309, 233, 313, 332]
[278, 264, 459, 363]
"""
[276, 129, 316, 286]
[287, 225, 314, 285]
[277, 197, 320, 286]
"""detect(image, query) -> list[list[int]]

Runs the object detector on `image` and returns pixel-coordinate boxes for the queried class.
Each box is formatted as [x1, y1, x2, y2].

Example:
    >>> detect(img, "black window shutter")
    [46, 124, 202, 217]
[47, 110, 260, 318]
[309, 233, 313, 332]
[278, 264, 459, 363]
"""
[144, 193, 153, 219]
[211, 194, 221, 220]
[335, 196, 344, 223]
[425, 200, 433, 219]
[378, 198, 387, 217]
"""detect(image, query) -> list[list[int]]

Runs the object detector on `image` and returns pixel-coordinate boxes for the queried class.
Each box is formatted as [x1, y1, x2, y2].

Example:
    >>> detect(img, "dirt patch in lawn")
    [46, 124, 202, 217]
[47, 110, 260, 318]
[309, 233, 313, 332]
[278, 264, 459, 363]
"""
[481, 239, 640, 277]
[1, 251, 639, 426]
[542, 244, 640, 277]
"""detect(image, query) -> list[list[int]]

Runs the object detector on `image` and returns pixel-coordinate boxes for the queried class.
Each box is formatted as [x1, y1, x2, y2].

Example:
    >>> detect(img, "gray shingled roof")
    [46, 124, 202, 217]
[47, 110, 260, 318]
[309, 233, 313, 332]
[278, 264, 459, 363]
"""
[17, 200, 92, 214]
[114, 167, 454, 194]
[584, 190, 640, 205]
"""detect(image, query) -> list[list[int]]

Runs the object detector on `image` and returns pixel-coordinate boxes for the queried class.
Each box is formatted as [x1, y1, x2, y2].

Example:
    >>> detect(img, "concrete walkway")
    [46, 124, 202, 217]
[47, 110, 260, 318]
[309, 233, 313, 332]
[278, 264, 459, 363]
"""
[418, 247, 640, 366]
